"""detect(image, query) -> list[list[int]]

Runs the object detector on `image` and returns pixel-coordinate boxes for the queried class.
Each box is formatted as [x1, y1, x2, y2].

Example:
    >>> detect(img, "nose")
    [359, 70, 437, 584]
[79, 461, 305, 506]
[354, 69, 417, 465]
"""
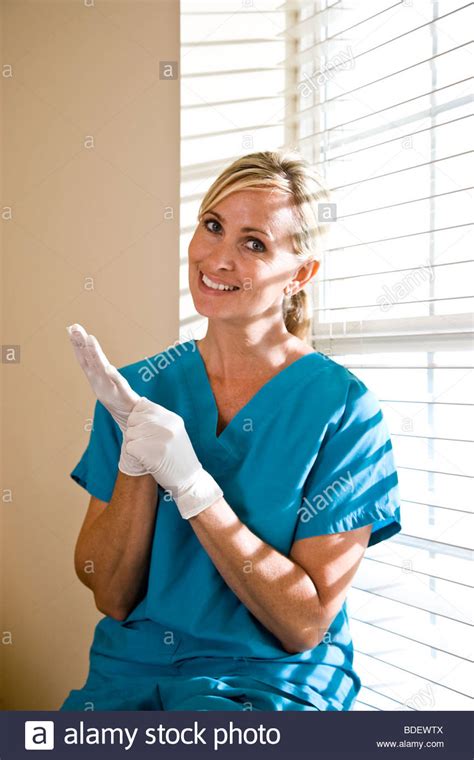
[202, 241, 235, 270]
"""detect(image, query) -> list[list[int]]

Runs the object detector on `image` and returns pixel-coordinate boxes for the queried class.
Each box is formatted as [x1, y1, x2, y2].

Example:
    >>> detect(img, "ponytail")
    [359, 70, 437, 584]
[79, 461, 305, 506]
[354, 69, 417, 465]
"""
[283, 289, 311, 343]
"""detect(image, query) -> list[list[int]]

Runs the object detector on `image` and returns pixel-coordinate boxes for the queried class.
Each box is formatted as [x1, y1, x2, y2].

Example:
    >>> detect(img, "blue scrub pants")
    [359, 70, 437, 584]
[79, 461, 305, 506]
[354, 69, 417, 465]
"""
[59, 655, 321, 711]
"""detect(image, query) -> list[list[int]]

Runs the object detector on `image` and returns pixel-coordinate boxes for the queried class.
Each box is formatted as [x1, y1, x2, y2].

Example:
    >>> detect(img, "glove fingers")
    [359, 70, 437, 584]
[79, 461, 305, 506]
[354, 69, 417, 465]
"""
[83, 333, 106, 373]
[68, 325, 112, 377]
[67, 324, 92, 371]
[125, 439, 156, 460]
[87, 333, 112, 373]
[69, 337, 90, 372]
[68, 324, 102, 377]
[87, 332, 139, 407]
[68, 324, 139, 407]
[128, 401, 174, 427]
[105, 364, 139, 406]
[126, 421, 165, 441]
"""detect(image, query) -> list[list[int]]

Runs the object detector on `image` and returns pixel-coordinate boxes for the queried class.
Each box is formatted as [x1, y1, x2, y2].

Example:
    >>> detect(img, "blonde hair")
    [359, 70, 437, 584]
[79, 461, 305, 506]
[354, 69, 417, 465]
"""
[198, 149, 330, 342]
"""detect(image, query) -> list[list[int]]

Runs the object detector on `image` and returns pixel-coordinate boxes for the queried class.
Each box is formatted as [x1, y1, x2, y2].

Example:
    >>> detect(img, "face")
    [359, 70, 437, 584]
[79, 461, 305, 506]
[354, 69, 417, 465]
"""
[188, 188, 316, 325]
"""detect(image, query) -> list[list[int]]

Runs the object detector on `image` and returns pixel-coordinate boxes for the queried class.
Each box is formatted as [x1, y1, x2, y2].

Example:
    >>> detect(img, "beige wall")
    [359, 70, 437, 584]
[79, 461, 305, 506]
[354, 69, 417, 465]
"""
[1, 0, 180, 709]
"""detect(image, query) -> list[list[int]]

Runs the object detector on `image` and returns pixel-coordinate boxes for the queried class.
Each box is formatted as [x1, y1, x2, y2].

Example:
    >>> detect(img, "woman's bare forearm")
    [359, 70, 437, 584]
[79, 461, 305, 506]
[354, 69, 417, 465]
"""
[189, 496, 321, 653]
[74, 472, 158, 619]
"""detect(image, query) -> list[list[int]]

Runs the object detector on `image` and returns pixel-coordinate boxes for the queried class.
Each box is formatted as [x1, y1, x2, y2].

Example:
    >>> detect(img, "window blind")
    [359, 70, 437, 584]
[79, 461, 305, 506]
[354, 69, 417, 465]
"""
[180, 0, 287, 338]
[285, 0, 473, 710]
[179, 0, 473, 711]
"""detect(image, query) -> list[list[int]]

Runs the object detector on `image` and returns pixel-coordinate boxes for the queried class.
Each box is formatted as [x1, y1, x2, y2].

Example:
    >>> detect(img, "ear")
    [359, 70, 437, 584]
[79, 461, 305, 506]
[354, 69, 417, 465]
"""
[291, 259, 320, 292]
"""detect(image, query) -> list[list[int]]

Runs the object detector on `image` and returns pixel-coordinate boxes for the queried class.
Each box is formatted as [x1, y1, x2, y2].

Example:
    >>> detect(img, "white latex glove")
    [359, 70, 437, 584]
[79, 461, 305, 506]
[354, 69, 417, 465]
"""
[123, 397, 223, 519]
[67, 323, 146, 476]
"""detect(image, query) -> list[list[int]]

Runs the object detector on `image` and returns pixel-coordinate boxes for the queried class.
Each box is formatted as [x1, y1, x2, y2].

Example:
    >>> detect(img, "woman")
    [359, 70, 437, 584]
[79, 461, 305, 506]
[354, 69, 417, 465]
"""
[59, 150, 401, 712]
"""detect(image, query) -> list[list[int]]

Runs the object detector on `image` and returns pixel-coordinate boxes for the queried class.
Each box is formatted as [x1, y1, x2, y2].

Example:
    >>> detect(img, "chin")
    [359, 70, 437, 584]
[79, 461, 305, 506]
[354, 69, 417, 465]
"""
[192, 299, 232, 319]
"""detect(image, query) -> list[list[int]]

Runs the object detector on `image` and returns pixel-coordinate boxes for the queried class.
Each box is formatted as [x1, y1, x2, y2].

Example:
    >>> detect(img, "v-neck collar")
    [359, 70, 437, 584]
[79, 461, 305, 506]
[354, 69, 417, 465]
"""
[184, 338, 322, 455]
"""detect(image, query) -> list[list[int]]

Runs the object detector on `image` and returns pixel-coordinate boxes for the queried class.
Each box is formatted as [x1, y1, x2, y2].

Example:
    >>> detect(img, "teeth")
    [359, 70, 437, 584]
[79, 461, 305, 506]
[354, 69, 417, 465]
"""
[202, 273, 238, 291]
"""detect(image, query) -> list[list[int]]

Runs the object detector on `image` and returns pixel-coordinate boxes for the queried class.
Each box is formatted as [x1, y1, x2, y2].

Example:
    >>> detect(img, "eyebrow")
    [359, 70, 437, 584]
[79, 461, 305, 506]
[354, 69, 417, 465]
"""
[205, 209, 274, 240]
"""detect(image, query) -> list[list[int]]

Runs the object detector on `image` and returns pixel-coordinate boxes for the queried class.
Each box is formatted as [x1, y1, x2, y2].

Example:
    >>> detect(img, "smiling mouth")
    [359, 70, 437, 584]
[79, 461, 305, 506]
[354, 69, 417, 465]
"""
[200, 271, 240, 292]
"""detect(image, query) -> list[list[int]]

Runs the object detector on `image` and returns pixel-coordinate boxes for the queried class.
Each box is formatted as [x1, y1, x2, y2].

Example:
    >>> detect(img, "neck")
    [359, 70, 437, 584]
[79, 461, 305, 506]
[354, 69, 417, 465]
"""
[195, 316, 299, 381]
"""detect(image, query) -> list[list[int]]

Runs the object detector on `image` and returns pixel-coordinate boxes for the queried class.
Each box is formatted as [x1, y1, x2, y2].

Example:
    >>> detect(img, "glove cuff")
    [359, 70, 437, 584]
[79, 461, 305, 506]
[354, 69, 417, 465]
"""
[175, 467, 223, 519]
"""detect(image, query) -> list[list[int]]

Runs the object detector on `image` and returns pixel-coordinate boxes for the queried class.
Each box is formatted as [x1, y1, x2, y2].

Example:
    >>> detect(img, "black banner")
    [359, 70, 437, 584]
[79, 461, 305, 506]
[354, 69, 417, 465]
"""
[0, 710, 472, 759]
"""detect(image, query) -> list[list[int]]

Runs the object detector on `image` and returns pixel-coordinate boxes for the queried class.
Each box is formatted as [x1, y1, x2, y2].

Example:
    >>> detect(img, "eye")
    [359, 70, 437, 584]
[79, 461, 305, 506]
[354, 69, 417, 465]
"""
[203, 218, 222, 234]
[245, 238, 266, 254]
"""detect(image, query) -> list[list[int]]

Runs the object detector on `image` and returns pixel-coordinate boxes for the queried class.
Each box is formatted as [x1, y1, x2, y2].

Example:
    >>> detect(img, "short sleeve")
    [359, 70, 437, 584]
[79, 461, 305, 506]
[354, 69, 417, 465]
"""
[70, 399, 121, 504]
[294, 376, 401, 548]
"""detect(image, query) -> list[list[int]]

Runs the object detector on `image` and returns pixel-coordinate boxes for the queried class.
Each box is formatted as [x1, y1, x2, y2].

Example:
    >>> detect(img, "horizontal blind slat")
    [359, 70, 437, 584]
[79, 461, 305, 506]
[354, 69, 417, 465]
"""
[353, 652, 473, 710]
[293, 78, 472, 133]
[352, 560, 473, 623]
[290, 41, 471, 105]
[319, 255, 473, 283]
[366, 539, 471, 584]
[288, 3, 471, 68]
[326, 222, 472, 251]
[330, 150, 473, 192]
[356, 685, 413, 711]
[350, 620, 473, 695]
[353, 651, 473, 702]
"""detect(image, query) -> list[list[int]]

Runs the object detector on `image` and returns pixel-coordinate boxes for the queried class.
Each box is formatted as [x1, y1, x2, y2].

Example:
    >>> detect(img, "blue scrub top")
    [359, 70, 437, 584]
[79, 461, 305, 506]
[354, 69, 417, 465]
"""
[70, 339, 401, 711]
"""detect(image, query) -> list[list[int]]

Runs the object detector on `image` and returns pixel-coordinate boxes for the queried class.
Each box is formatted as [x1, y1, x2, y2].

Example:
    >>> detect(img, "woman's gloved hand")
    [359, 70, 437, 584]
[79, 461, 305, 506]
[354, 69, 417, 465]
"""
[124, 397, 223, 519]
[66, 323, 146, 476]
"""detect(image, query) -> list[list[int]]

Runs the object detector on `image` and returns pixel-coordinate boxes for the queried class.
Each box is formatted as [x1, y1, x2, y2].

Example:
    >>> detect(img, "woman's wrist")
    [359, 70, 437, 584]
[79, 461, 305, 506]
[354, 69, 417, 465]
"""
[173, 467, 224, 519]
